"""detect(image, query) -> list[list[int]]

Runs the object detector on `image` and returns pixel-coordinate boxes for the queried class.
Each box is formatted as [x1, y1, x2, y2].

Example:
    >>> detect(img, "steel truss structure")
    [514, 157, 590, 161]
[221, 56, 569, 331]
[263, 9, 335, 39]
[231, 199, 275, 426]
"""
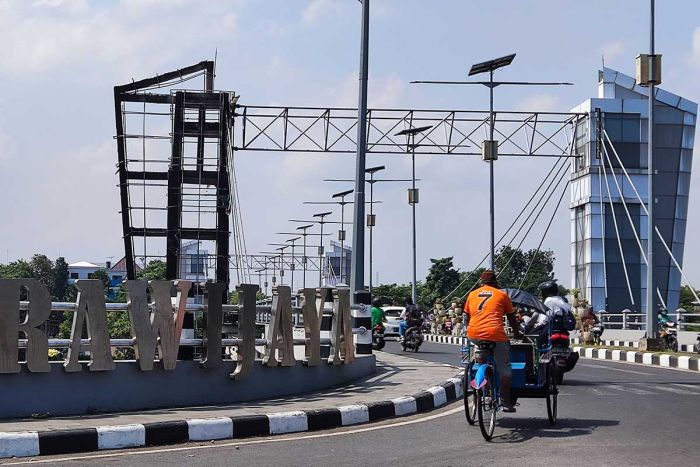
[234, 105, 587, 158]
[114, 61, 590, 289]
[114, 61, 232, 291]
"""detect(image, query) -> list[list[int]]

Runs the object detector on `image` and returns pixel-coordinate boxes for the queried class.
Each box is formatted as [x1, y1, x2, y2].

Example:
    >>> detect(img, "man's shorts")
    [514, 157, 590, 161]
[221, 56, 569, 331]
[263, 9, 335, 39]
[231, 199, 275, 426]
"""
[470, 339, 512, 377]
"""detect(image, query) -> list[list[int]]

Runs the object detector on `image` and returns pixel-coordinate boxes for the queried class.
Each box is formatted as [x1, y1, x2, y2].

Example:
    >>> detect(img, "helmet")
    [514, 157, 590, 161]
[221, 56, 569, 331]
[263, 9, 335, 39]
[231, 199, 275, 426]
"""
[538, 280, 559, 299]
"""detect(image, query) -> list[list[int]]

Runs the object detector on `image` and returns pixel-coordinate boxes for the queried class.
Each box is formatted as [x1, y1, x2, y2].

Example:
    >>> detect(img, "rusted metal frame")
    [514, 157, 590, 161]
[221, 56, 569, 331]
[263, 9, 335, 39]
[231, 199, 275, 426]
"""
[216, 96, 231, 294]
[241, 109, 285, 149]
[366, 110, 410, 152]
[283, 110, 326, 151]
[115, 61, 214, 94]
[120, 93, 174, 104]
[114, 91, 136, 280]
[166, 92, 185, 280]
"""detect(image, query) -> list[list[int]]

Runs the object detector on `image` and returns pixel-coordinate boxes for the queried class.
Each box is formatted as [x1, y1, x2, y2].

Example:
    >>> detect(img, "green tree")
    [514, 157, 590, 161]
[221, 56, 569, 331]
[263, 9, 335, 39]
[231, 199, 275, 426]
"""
[0, 259, 33, 279]
[137, 260, 166, 281]
[29, 254, 55, 290]
[372, 283, 413, 307]
[53, 257, 70, 301]
[494, 246, 555, 293]
[422, 257, 462, 308]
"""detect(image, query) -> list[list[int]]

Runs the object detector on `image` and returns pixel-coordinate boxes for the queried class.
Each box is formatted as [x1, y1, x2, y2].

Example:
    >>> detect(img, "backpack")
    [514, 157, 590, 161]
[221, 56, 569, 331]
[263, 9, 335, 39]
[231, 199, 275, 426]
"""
[407, 304, 422, 321]
[551, 308, 576, 332]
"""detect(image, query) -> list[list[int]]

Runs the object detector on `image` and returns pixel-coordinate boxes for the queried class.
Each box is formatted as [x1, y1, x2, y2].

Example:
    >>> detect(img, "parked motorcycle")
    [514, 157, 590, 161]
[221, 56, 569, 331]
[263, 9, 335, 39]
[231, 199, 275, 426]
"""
[401, 327, 423, 353]
[550, 331, 579, 385]
[372, 324, 386, 351]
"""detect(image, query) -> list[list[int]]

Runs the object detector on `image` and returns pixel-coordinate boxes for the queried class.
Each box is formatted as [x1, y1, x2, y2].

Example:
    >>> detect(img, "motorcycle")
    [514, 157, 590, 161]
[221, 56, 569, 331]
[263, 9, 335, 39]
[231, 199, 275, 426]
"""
[401, 326, 423, 353]
[550, 330, 578, 385]
[421, 317, 432, 334]
[443, 318, 453, 335]
[694, 335, 700, 355]
[372, 324, 386, 351]
[659, 320, 678, 352]
[591, 323, 604, 345]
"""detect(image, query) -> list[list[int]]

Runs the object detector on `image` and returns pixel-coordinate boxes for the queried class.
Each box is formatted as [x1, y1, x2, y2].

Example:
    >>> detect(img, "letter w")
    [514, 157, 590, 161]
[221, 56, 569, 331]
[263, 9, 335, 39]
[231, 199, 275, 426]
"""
[126, 280, 192, 371]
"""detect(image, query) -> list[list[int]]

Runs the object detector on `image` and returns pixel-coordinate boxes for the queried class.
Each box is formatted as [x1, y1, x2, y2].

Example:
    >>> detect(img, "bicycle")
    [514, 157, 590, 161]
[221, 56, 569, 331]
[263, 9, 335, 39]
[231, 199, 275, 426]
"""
[462, 340, 500, 440]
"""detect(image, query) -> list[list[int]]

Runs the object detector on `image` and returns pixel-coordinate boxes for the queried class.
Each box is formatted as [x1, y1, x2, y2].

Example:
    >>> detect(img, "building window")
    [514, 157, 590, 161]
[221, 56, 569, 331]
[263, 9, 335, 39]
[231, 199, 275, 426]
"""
[70, 273, 79, 280]
[604, 113, 643, 170]
[191, 255, 205, 274]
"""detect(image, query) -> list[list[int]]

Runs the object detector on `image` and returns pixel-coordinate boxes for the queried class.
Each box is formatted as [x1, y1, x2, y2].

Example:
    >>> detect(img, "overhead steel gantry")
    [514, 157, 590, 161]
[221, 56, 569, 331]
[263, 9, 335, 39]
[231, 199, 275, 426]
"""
[114, 60, 588, 291]
[233, 105, 587, 158]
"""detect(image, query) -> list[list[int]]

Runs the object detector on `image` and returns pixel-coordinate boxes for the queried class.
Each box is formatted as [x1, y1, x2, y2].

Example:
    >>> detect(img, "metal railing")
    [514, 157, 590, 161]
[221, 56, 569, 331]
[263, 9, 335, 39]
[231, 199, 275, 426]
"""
[597, 311, 700, 331]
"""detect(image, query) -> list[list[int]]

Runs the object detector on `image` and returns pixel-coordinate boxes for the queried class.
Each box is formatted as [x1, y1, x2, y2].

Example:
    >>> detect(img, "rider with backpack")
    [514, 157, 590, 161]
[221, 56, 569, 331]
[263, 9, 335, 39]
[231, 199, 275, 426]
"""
[538, 280, 576, 333]
[399, 297, 422, 341]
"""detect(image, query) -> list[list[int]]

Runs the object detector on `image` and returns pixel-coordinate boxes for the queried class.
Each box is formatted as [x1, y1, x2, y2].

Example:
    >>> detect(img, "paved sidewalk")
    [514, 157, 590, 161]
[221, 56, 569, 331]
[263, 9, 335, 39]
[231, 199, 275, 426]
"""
[0, 353, 463, 459]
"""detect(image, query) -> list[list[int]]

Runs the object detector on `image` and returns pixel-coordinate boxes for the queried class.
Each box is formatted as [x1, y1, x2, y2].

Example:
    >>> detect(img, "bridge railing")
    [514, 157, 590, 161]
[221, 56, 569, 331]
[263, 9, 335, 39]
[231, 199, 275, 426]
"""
[598, 311, 700, 331]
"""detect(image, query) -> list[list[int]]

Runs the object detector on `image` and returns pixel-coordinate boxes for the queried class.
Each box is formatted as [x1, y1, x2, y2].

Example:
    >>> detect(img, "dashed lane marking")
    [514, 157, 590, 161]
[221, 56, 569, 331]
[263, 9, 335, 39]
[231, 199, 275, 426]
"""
[580, 363, 653, 376]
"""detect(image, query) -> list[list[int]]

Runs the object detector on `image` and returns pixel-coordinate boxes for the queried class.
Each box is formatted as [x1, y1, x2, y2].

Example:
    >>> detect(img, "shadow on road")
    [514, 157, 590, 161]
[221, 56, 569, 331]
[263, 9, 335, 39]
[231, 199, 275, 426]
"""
[491, 417, 619, 443]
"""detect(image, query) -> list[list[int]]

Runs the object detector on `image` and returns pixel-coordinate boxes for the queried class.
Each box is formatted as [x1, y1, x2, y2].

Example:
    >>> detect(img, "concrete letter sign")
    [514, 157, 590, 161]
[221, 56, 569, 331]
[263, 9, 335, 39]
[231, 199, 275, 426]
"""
[329, 287, 355, 365]
[126, 280, 191, 371]
[263, 286, 296, 367]
[201, 282, 226, 369]
[230, 283, 258, 380]
[299, 287, 323, 367]
[0, 279, 51, 373]
[64, 280, 115, 372]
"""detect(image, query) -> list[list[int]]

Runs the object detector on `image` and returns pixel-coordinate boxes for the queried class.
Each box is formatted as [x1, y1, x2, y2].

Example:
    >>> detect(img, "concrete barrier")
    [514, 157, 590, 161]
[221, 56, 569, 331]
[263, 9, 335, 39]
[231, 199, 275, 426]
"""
[0, 355, 376, 419]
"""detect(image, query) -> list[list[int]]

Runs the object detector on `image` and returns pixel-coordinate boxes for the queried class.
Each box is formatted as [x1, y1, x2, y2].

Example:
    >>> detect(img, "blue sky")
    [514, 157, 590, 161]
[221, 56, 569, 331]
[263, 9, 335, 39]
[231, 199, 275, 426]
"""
[0, 0, 699, 290]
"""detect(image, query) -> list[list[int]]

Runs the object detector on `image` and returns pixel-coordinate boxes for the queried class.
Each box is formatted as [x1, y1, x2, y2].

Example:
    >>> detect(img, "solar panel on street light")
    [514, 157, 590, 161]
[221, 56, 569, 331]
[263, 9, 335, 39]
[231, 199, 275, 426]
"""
[469, 53, 516, 76]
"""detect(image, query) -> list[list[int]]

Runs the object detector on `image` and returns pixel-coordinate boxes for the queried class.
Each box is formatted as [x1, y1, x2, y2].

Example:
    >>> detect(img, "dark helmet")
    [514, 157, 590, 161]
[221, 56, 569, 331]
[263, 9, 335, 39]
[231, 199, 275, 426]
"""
[538, 280, 559, 299]
[372, 298, 382, 308]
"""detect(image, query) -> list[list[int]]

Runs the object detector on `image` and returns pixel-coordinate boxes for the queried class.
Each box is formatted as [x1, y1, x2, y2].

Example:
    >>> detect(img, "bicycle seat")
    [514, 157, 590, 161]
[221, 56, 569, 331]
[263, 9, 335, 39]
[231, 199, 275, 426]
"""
[475, 341, 496, 350]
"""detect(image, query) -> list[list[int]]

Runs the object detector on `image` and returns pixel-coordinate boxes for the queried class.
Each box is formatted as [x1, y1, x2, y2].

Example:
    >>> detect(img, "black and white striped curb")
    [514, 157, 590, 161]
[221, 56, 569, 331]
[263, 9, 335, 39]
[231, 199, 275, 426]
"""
[573, 346, 700, 372]
[423, 334, 465, 345]
[0, 375, 464, 459]
[571, 338, 697, 353]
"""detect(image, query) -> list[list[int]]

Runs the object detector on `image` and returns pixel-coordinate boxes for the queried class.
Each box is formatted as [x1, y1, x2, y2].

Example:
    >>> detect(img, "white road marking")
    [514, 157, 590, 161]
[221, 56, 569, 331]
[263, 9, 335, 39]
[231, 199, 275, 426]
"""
[606, 384, 655, 395]
[671, 383, 700, 392]
[651, 385, 700, 396]
[580, 363, 653, 376]
[0, 407, 464, 465]
[591, 387, 618, 396]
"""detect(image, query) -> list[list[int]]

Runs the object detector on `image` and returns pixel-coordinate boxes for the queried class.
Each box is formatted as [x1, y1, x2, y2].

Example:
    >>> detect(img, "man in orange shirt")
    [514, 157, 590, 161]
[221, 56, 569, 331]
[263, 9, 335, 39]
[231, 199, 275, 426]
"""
[464, 270, 522, 412]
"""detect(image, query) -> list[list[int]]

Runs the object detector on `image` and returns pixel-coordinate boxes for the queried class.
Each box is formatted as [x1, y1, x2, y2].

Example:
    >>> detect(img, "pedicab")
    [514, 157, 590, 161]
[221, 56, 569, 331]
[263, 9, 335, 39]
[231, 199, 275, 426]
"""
[461, 288, 558, 441]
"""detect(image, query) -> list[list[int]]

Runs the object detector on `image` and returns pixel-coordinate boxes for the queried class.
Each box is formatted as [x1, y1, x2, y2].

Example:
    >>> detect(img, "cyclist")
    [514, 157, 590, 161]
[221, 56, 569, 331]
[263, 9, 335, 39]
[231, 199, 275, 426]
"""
[464, 270, 522, 413]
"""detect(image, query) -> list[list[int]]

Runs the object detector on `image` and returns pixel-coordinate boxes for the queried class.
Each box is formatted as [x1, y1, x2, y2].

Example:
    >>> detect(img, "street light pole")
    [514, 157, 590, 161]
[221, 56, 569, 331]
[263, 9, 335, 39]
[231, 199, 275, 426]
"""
[365, 165, 385, 293]
[488, 69, 496, 270]
[396, 125, 432, 305]
[646, 0, 658, 338]
[351, 0, 370, 302]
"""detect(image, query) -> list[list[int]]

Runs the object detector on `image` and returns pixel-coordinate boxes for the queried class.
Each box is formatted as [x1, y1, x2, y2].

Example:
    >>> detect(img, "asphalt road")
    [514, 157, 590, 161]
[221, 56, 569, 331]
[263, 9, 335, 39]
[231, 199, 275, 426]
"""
[13, 340, 700, 467]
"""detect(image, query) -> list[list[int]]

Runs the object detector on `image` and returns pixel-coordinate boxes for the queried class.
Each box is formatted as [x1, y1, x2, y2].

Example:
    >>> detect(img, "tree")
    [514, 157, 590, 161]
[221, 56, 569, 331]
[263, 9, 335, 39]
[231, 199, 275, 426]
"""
[493, 246, 555, 293]
[372, 283, 413, 307]
[29, 254, 55, 290]
[137, 260, 166, 281]
[422, 257, 462, 308]
[53, 257, 69, 301]
[0, 260, 33, 279]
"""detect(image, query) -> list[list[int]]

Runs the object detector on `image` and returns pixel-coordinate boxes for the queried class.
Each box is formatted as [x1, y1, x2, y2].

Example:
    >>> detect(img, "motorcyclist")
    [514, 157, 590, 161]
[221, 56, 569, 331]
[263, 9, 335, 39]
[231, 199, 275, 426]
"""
[464, 270, 522, 413]
[538, 280, 576, 334]
[370, 298, 386, 331]
[399, 297, 422, 341]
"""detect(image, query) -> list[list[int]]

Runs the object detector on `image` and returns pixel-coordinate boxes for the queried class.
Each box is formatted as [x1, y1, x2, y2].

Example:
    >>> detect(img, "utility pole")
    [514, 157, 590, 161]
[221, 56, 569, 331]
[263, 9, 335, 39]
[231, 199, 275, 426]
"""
[350, 0, 370, 302]
[646, 0, 658, 340]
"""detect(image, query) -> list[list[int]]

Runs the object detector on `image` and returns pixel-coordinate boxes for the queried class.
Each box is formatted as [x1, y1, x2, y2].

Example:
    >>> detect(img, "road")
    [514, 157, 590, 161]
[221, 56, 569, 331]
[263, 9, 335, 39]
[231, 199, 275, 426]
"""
[10, 340, 700, 466]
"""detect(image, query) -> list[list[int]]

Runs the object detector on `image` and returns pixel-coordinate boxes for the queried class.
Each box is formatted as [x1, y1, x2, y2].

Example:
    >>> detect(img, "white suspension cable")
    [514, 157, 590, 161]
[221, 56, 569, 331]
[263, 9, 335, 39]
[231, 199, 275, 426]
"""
[598, 164, 609, 308]
[600, 154, 636, 305]
[603, 129, 700, 305]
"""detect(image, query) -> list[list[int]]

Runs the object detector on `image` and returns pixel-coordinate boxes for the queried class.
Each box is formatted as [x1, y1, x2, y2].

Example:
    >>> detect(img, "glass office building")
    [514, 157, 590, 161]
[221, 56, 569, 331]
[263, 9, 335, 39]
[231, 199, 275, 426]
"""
[570, 68, 696, 314]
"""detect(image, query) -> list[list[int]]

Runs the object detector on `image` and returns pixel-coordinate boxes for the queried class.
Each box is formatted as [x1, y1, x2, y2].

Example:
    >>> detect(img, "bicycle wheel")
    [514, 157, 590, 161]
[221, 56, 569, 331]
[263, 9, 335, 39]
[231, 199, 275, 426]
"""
[477, 366, 497, 440]
[546, 362, 558, 425]
[464, 365, 477, 425]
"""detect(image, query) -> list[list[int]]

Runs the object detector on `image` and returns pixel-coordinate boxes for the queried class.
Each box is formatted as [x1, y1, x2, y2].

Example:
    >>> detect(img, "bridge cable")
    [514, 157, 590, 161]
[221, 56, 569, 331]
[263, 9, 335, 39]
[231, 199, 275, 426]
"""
[517, 177, 570, 290]
[437, 155, 570, 303]
[600, 144, 636, 305]
[602, 129, 700, 305]
[598, 164, 609, 309]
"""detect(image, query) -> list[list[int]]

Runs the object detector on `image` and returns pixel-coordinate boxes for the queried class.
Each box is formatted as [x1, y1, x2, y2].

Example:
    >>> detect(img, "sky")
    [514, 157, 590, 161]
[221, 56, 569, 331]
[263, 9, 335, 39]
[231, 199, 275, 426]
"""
[1, 0, 700, 291]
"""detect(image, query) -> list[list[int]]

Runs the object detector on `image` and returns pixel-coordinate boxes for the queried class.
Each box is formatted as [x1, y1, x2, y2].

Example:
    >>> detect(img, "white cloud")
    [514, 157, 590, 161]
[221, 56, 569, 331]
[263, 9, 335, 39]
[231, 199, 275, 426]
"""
[515, 94, 560, 112]
[301, 0, 335, 24]
[691, 27, 700, 68]
[0, 1, 239, 75]
[600, 40, 625, 63]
